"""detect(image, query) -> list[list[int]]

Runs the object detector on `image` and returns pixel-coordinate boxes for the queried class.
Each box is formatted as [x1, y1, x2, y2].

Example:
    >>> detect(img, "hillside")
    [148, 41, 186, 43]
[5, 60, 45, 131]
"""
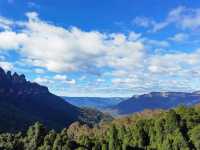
[0, 67, 109, 132]
[0, 105, 200, 149]
[112, 92, 200, 115]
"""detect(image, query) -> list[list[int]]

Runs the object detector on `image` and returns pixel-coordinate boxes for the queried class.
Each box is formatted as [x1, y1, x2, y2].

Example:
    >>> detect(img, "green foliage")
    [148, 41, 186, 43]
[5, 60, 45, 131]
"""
[165, 110, 180, 133]
[38, 130, 57, 150]
[189, 125, 200, 149]
[0, 106, 200, 150]
[0, 133, 23, 150]
[23, 122, 47, 150]
[108, 125, 121, 150]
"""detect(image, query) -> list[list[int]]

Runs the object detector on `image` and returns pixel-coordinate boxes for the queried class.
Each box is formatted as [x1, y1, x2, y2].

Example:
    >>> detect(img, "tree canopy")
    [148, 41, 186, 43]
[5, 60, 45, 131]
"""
[1, 105, 200, 150]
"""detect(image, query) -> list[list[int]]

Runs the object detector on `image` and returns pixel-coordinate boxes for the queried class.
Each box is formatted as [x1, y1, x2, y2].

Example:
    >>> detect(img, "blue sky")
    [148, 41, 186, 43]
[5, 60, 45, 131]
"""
[0, 0, 200, 97]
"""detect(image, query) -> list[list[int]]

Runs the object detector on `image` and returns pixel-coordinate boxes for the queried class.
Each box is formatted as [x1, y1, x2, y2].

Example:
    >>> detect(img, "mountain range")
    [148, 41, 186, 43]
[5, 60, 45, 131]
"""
[1, 66, 200, 132]
[63, 97, 125, 109]
[0, 67, 111, 132]
[112, 91, 200, 115]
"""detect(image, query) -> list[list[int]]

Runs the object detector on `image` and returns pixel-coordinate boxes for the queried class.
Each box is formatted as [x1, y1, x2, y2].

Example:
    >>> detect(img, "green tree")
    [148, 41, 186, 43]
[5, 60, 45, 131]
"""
[189, 125, 200, 149]
[165, 110, 180, 133]
[108, 125, 121, 150]
[0, 133, 23, 150]
[172, 129, 189, 150]
[24, 122, 47, 150]
[38, 130, 57, 150]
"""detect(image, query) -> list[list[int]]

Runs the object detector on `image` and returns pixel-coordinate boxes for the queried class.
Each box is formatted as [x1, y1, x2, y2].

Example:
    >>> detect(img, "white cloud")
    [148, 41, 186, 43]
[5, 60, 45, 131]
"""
[133, 16, 155, 28]
[111, 70, 129, 78]
[27, 2, 40, 9]
[0, 56, 5, 61]
[0, 16, 13, 30]
[0, 12, 145, 74]
[26, 12, 39, 20]
[34, 68, 45, 74]
[79, 76, 86, 81]
[96, 78, 105, 82]
[134, 6, 200, 32]
[0, 31, 26, 50]
[128, 32, 142, 41]
[1, 11, 200, 96]
[145, 39, 170, 48]
[53, 74, 76, 85]
[53, 74, 67, 81]
[148, 50, 200, 74]
[64, 79, 76, 85]
[153, 6, 200, 32]
[33, 77, 53, 85]
[0, 61, 13, 71]
[169, 33, 188, 42]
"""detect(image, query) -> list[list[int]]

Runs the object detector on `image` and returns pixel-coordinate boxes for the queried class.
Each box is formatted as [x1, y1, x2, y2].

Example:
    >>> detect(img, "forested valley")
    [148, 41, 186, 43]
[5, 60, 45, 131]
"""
[1, 105, 200, 150]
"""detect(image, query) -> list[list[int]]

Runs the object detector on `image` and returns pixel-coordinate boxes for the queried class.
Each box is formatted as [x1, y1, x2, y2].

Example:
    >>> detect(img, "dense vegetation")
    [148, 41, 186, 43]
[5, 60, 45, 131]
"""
[1, 105, 200, 150]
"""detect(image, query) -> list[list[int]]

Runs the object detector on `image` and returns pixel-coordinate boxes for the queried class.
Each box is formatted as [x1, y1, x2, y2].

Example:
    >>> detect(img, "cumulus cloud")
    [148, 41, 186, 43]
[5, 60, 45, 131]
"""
[148, 49, 200, 75]
[0, 11, 200, 96]
[0, 31, 26, 50]
[0, 12, 145, 74]
[107, 48, 200, 95]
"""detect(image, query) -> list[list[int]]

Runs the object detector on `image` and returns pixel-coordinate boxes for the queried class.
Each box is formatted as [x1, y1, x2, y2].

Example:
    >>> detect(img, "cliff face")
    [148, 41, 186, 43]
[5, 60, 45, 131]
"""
[0, 67, 82, 132]
[113, 92, 200, 115]
[0, 68, 48, 96]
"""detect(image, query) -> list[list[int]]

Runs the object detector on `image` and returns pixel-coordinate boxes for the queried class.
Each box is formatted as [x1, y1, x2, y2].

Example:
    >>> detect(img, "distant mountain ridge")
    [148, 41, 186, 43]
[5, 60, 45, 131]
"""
[112, 91, 200, 115]
[63, 97, 125, 109]
[0, 67, 110, 132]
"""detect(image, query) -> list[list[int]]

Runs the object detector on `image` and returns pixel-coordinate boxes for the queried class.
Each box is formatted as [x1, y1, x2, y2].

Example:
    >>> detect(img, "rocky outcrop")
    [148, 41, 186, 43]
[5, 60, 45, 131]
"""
[0, 67, 81, 132]
[0, 67, 48, 95]
[0, 67, 108, 132]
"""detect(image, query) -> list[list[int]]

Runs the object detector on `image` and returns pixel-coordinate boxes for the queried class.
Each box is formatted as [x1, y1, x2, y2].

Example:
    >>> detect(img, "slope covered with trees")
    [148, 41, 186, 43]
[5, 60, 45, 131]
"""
[0, 105, 200, 150]
[0, 67, 111, 132]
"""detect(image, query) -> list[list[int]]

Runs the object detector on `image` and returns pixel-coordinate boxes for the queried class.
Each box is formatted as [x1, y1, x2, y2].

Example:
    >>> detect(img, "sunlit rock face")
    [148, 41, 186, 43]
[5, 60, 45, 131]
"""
[113, 91, 200, 115]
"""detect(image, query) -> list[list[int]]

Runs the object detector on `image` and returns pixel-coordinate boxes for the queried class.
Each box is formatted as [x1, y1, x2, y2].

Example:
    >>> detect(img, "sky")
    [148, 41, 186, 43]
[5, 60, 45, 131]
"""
[0, 0, 200, 97]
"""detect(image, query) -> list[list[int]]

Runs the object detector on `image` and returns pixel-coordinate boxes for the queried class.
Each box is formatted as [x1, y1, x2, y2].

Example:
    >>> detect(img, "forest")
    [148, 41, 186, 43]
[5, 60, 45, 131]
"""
[0, 105, 200, 150]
